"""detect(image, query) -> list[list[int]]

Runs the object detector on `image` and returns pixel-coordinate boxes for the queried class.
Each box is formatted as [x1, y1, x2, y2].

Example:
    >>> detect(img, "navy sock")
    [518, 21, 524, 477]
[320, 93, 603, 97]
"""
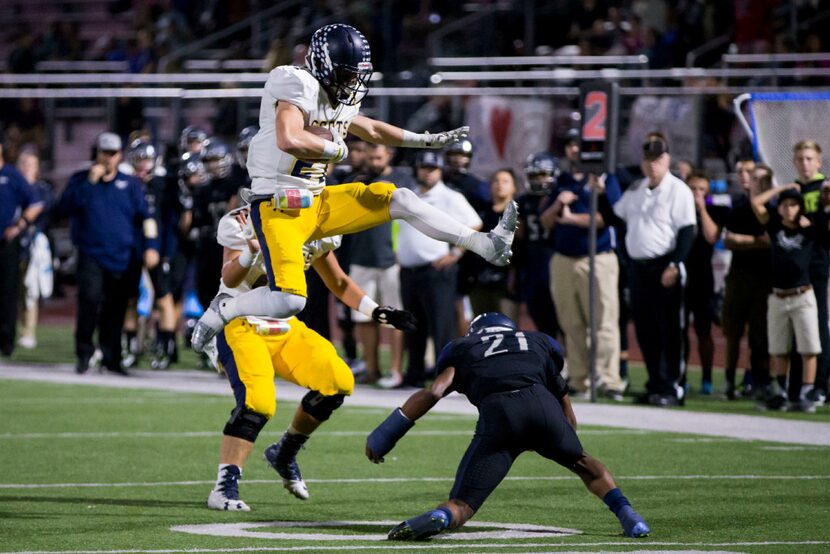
[603, 488, 631, 517]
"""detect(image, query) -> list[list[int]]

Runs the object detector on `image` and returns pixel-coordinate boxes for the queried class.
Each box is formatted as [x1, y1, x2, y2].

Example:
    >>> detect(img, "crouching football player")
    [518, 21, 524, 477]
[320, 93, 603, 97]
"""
[365, 312, 650, 539]
[207, 206, 416, 510]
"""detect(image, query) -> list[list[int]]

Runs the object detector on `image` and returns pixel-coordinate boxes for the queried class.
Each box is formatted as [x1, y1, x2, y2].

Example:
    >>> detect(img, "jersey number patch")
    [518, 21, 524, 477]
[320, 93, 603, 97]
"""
[481, 332, 528, 357]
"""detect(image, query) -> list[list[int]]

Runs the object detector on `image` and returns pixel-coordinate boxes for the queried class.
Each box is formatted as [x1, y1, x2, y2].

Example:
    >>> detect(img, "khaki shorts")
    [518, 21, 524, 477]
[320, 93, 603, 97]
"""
[349, 264, 402, 323]
[767, 290, 821, 355]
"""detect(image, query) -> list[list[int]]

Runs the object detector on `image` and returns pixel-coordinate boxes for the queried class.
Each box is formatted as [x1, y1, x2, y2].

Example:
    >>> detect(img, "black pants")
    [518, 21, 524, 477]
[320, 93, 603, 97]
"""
[450, 385, 583, 512]
[297, 268, 331, 339]
[400, 263, 458, 386]
[75, 254, 136, 370]
[629, 258, 685, 397]
[0, 237, 21, 356]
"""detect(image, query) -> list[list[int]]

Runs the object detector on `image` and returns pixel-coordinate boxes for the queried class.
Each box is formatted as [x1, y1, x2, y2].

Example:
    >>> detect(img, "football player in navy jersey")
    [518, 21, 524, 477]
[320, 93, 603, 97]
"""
[366, 312, 650, 541]
[512, 152, 562, 338]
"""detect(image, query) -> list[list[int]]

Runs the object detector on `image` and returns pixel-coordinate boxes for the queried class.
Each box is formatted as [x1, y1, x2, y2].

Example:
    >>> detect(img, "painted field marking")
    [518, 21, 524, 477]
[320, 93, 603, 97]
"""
[170, 520, 580, 541]
[2, 474, 829, 490]
[3, 539, 830, 553]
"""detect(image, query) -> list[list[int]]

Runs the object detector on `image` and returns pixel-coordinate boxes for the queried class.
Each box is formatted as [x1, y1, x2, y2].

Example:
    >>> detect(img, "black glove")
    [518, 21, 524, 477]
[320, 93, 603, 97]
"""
[372, 306, 418, 332]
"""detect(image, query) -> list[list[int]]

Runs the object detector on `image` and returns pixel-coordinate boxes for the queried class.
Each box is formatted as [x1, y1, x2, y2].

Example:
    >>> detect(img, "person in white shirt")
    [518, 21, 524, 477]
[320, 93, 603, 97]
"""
[397, 151, 483, 387]
[597, 133, 696, 406]
[191, 24, 517, 352]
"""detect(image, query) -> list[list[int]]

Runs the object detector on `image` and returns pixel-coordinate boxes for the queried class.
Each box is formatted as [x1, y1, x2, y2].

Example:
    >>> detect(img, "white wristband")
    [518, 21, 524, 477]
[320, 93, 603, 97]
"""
[400, 129, 427, 148]
[321, 139, 344, 161]
[358, 295, 380, 318]
[237, 248, 255, 268]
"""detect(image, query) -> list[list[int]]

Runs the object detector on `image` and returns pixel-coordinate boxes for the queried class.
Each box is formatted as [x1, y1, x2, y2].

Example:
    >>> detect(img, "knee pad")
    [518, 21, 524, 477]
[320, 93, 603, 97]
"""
[268, 290, 306, 317]
[301, 391, 345, 422]
[223, 406, 270, 442]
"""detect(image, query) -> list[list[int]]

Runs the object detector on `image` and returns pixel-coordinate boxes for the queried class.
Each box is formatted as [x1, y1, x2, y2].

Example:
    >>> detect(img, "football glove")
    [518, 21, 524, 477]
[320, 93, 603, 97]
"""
[402, 126, 470, 149]
[366, 408, 414, 462]
[372, 306, 418, 332]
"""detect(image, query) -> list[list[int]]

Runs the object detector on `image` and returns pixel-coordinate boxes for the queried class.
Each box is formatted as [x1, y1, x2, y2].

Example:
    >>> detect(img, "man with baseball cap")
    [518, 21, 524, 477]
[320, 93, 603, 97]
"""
[396, 151, 482, 388]
[596, 132, 697, 406]
[57, 132, 160, 375]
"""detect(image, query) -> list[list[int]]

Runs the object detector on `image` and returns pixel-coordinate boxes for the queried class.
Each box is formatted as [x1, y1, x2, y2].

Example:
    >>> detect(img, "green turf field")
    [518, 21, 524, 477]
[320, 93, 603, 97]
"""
[1, 379, 828, 553]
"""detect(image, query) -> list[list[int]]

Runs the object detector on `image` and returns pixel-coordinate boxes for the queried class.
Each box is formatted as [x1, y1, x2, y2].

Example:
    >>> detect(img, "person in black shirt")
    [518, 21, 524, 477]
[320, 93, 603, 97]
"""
[442, 139, 490, 214]
[365, 312, 650, 541]
[721, 161, 772, 399]
[751, 182, 827, 413]
[683, 172, 727, 395]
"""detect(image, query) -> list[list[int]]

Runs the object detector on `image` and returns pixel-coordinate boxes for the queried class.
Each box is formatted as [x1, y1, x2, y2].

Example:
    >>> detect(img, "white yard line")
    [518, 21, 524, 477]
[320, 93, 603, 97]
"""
[1, 474, 829, 490]
[2, 362, 830, 445]
[4, 540, 830, 553]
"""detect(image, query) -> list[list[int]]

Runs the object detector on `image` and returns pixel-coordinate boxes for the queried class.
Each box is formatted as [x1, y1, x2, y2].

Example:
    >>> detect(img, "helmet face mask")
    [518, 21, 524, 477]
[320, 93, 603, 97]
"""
[236, 126, 258, 169]
[202, 138, 233, 179]
[180, 152, 208, 188]
[466, 312, 517, 336]
[179, 125, 208, 155]
[306, 24, 373, 106]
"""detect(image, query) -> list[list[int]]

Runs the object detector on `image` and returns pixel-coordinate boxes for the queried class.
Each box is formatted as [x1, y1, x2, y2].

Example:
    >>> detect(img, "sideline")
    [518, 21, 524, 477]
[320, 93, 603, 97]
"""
[2, 362, 830, 445]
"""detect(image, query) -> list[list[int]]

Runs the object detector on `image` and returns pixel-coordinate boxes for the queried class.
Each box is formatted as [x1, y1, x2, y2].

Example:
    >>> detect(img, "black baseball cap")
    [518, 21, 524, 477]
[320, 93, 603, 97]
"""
[416, 150, 444, 169]
[778, 187, 804, 208]
[642, 137, 669, 160]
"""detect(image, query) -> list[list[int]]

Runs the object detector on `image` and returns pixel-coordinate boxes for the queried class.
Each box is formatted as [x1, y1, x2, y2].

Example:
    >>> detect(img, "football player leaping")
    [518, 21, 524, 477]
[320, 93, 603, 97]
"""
[206, 206, 416, 511]
[191, 23, 518, 352]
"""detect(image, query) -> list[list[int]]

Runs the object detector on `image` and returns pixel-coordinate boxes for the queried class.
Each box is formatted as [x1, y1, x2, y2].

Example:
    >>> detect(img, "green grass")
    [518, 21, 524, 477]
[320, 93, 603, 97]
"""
[1, 379, 829, 553]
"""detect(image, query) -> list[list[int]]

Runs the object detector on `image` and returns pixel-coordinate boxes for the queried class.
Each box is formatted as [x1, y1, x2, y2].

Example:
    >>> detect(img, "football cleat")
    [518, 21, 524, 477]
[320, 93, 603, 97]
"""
[264, 433, 309, 500]
[191, 293, 231, 353]
[484, 200, 518, 266]
[805, 387, 827, 407]
[388, 510, 450, 540]
[207, 465, 250, 511]
[618, 505, 650, 538]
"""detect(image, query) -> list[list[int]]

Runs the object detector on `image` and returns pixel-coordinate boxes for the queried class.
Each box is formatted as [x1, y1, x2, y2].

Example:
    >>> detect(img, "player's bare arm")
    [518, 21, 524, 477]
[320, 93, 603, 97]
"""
[220, 210, 260, 288]
[751, 182, 799, 224]
[349, 114, 469, 149]
[401, 366, 456, 420]
[313, 251, 417, 332]
[275, 101, 346, 161]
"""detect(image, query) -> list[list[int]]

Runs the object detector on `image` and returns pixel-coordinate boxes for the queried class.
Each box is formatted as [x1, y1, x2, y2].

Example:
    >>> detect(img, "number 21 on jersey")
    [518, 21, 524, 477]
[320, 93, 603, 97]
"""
[480, 332, 528, 358]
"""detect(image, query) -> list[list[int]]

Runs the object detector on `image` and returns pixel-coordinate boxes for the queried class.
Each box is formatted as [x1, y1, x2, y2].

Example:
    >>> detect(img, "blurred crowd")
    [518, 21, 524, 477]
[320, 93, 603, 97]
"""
[6, 1, 829, 75]
[0, 116, 828, 416]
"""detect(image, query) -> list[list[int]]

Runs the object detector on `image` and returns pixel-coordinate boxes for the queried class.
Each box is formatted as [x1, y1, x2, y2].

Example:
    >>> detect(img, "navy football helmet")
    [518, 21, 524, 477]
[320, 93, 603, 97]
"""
[179, 152, 208, 187]
[445, 139, 474, 174]
[305, 24, 373, 106]
[179, 125, 208, 154]
[466, 312, 517, 336]
[126, 139, 157, 166]
[202, 137, 233, 179]
[236, 125, 258, 169]
[524, 152, 560, 195]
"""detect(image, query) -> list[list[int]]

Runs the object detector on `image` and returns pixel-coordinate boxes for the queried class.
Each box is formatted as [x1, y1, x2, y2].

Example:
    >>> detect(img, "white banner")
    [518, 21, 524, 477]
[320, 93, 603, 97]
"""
[622, 96, 701, 167]
[467, 97, 554, 184]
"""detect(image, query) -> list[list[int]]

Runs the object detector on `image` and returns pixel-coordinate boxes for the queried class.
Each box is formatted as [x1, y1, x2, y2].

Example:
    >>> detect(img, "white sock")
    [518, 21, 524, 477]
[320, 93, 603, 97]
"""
[218, 288, 306, 320]
[801, 384, 814, 400]
[389, 188, 488, 251]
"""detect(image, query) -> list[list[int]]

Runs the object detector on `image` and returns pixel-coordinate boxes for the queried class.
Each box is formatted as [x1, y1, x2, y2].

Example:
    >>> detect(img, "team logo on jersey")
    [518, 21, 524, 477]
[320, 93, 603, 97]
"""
[115, 179, 128, 190]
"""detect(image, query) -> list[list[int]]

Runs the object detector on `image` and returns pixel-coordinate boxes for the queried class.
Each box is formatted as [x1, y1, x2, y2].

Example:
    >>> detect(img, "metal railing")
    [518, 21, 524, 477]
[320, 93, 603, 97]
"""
[723, 53, 830, 65]
[34, 61, 130, 73]
[429, 55, 649, 68]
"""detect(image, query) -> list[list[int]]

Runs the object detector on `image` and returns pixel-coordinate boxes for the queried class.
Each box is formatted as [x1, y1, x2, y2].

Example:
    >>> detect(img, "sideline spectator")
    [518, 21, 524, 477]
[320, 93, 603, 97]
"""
[542, 171, 624, 400]
[683, 172, 727, 395]
[397, 151, 482, 388]
[348, 144, 415, 387]
[56, 133, 159, 375]
[598, 133, 696, 406]
[722, 159, 772, 399]
[750, 182, 825, 413]
[15, 149, 53, 350]
[0, 143, 43, 356]
[464, 169, 520, 320]
[791, 140, 829, 407]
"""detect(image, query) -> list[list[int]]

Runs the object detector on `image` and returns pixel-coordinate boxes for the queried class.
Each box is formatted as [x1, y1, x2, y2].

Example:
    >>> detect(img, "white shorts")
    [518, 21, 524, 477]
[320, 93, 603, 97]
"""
[350, 264, 402, 323]
[767, 290, 821, 355]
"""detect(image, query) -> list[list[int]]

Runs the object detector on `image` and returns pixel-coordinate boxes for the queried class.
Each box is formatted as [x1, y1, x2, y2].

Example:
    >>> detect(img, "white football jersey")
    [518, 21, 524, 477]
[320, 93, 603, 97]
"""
[247, 65, 360, 197]
[215, 208, 269, 298]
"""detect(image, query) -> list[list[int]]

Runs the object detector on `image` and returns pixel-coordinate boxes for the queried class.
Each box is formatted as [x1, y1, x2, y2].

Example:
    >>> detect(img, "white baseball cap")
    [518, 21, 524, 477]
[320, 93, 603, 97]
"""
[96, 132, 122, 152]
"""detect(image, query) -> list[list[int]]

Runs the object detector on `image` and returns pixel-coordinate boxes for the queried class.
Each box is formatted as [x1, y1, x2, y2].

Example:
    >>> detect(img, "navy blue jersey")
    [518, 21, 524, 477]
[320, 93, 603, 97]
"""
[513, 192, 555, 271]
[436, 330, 568, 406]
